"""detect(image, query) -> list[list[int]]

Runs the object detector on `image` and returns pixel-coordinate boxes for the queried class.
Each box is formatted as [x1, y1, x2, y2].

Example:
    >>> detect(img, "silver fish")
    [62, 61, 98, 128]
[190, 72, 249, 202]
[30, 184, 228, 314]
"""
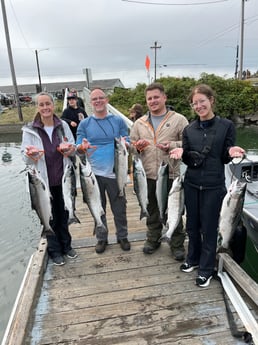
[114, 136, 129, 197]
[79, 160, 107, 235]
[161, 176, 184, 242]
[217, 179, 246, 250]
[62, 164, 80, 225]
[133, 155, 149, 220]
[156, 161, 169, 224]
[27, 169, 54, 237]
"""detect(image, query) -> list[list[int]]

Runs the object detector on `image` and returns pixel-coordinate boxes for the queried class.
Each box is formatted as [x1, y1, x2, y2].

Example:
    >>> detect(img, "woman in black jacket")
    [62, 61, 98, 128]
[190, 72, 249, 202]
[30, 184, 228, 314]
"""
[170, 84, 245, 288]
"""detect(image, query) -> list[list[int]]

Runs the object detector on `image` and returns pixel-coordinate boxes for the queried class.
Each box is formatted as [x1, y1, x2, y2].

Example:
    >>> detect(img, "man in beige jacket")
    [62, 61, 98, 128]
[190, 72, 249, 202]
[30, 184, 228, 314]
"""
[130, 82, 188, 259]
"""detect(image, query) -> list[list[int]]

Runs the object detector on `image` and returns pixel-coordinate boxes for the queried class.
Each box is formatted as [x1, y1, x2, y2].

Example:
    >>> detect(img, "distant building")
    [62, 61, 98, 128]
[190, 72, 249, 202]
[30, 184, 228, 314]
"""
[0, 78, 125, 97]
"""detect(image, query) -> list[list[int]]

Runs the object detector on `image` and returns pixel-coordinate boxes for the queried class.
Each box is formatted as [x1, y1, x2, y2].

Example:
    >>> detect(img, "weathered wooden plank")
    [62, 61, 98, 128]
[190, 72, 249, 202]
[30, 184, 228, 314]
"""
[3, 238, 48, 345]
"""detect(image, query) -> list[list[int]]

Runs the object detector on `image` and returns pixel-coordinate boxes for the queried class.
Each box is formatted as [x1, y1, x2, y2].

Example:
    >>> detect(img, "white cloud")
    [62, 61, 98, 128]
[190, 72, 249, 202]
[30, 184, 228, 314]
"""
[1, 0, 257, 88]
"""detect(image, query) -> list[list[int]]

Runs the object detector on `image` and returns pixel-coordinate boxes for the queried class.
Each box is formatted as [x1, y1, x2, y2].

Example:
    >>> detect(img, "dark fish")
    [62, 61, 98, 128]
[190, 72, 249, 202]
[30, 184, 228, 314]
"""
[79, 160, 107, 235]
[62, 164, 80, 225]
[27, 169, 54, 237]
[217, 179, 247, 250]
[133, 155, 149, 220]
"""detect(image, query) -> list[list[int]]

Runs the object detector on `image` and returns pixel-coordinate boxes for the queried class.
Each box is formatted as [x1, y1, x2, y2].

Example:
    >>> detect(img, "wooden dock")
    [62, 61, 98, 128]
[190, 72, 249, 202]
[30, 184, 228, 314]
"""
[3, 184, 258, 345]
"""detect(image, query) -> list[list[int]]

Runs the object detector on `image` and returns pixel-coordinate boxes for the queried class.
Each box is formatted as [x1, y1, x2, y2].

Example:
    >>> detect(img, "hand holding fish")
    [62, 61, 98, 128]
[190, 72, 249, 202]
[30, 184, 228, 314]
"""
[77, 138, 94, 153]
[169, 148, 183, 160]
[57, 142, 76, 157]
[133, 139, 150, 152]
[156, 142, 170, 152]
[25, 145, 44, 161]
[229, 146, 245, 158]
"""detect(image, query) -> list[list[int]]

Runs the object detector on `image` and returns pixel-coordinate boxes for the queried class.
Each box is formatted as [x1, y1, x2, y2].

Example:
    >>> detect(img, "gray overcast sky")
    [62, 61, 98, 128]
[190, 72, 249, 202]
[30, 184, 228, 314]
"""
[0, 0, 257, 88]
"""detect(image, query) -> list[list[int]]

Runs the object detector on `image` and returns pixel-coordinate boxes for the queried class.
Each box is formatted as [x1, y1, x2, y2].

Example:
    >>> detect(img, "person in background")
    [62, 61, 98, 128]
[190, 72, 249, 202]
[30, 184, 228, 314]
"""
[76, 88, 131, 254]
[70, 88, 85, 109]
[128, 103, 144, 177]
[130, 82, 188, 260]
[21, 92, 77, 266]
[170, 83, 245, 288]
[129, 103, 143, 122]
[61, 92, 87, 140]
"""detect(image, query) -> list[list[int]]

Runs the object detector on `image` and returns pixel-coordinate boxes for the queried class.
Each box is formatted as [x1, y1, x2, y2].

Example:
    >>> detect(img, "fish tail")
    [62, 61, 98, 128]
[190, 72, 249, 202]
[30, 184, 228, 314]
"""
[159, 234, 170, 243]
[140, 209, 149, 220]
[41, 226, 54, 238]
[68, 215, 81, 225]
[94, 224, 107, 236]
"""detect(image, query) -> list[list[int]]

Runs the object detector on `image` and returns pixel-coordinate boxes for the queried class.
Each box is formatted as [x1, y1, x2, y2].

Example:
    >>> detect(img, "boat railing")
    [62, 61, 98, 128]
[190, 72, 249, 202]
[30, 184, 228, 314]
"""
[218, 253, 258, 344]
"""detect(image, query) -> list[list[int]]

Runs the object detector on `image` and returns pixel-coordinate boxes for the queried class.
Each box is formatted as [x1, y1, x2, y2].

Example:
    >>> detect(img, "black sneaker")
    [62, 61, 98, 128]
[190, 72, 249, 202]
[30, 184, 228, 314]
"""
[196, 275, 212, 288]
[66, 249, 78, 259]
[52, 256, 65, 266]
[143, 241, 161, 254]
[95, 240, 107, 254]
[118, 238, 131, 251]
[180, 262, 199, 273]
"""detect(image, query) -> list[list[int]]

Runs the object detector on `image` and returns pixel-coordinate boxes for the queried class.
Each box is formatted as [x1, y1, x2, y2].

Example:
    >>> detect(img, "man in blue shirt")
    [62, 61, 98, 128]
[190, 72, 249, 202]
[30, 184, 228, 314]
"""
[76, 88, 130, 254]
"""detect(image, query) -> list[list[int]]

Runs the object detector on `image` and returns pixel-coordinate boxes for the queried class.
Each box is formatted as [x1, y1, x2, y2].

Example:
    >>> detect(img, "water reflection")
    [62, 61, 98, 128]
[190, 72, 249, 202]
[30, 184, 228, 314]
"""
[0, 144, 39, 342]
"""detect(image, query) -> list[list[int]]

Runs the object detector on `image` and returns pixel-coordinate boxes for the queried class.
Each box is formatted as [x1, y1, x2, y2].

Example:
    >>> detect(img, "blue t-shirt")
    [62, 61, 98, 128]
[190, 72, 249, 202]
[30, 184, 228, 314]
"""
[76, 114, 129, 178]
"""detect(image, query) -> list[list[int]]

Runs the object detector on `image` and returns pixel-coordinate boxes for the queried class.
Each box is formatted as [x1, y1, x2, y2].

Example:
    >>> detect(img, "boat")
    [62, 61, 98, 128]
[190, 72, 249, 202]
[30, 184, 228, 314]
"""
[224, 149, 258, 282]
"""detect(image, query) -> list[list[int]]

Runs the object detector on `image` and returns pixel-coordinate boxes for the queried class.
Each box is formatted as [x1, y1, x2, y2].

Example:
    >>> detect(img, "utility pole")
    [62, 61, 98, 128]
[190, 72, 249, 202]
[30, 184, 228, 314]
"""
[35, 50, 42, 92]
[239, 0, 247, 80]
[234, 44, 239, 79]
[150, 41, 161, 81]
[35, 48, 49, 93]
[1, 0, 23, 121]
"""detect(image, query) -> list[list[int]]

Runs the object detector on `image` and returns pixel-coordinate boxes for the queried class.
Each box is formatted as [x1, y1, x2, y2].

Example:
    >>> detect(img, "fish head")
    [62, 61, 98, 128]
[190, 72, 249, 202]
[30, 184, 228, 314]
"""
[229, 179, 247, 199]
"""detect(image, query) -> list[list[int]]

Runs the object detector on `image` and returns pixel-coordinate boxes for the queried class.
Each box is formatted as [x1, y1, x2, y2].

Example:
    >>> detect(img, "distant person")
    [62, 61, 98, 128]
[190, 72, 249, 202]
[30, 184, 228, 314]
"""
[170, 83, 245, 288]
[128, 103, 144, 176]
[70, 88, 85, 109]
[130, 82, 188, 260]
[61, 92, 87, 140]
[21, 92, 77, 266]
[76, 87, 131, 254]
[129, 103, 143, 122]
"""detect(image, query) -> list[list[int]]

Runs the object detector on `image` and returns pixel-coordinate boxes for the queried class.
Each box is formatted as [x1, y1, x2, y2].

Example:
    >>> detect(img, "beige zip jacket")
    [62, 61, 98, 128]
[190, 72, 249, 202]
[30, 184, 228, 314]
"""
[130, 110, 188, 180]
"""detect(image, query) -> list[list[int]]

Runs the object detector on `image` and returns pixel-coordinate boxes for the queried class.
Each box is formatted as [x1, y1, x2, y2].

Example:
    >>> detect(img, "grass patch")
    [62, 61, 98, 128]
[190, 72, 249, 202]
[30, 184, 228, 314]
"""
[0, 100, 64, 125]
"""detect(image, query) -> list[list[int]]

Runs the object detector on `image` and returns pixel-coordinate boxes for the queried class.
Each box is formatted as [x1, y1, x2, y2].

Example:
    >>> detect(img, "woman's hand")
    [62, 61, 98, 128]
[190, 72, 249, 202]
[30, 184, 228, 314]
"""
[57, 143, 75, 157]
[25, 145, 44, 161]
[169, 148, 183, 160]
[229, 146, 245, 158]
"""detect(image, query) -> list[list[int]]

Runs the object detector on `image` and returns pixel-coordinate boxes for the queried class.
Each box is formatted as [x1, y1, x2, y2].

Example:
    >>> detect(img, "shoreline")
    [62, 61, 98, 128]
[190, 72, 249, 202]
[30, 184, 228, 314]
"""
[0, 124, 23, 134]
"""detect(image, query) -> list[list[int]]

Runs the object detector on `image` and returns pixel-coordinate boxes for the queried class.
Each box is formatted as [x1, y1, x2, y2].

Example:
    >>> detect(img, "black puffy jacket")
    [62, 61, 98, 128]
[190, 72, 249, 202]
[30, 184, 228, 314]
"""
[182, 116, 235, 189]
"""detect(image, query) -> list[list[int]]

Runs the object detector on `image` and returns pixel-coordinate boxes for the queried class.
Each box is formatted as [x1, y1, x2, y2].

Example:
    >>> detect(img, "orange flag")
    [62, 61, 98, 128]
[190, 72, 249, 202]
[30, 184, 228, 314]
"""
[145, 55, 150, 71]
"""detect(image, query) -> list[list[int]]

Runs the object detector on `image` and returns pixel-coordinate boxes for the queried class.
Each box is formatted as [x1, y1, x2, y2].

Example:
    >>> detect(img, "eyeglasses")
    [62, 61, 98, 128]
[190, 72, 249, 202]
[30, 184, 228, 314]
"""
[190, 99, 208, 109]
[91, 96, 106, 102]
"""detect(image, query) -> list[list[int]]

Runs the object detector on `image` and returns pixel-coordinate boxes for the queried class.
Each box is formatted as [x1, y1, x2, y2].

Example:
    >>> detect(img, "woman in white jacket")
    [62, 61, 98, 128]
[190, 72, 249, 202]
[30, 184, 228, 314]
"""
[21, 92, 77, 266]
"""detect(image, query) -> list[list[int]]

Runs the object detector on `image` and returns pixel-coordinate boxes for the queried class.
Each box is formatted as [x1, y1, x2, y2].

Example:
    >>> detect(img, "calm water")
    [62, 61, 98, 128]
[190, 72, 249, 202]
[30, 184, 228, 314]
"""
[0, 143, 39, 342]
[0, 126, 257, 342]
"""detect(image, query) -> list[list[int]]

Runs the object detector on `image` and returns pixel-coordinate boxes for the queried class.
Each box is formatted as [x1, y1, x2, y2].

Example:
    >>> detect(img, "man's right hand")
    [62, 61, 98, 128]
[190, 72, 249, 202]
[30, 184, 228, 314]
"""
[134, 139, 150, 152]
[77, 138, 92, 153]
